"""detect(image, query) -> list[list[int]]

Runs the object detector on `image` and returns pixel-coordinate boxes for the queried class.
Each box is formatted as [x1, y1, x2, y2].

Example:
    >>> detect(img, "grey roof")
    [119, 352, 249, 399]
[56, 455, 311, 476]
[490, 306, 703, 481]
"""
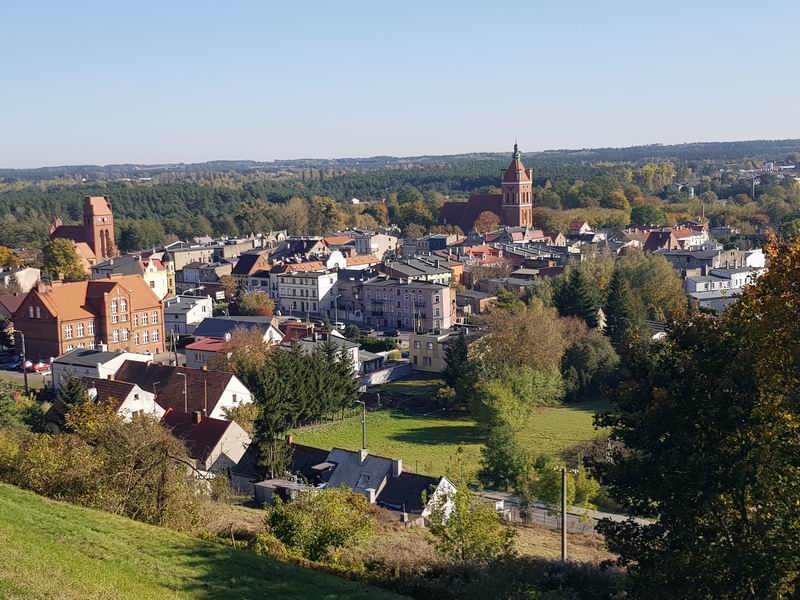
[286, 336, 359, 353]
[363, 277, 447, 290]
[193, 316, 277, 339]
[324, 447, 394, 494]
[53, 348, 124, 367]
[659, 249, 723, 259]
[384, 259, 449, 277]
[91, 255, 143, 276]
[358, 349, 383, 362]
[457, 288, 495, 300]
[163, 296, 209, 315]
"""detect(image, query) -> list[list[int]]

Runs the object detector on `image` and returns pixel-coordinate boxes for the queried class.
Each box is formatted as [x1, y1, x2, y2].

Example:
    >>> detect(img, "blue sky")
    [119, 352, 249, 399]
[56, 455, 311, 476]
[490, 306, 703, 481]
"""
[2, 1, 799, 167]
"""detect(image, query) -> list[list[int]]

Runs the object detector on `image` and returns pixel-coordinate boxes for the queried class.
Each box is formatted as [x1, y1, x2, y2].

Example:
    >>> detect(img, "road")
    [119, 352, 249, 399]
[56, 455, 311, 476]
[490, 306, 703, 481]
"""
[479, 490, 649, 538]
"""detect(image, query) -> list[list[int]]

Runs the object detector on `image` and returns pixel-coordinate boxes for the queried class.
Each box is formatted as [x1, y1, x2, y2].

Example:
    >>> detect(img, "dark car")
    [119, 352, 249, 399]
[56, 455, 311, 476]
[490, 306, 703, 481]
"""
[0, 356, 20, 370]
[383, 329, 399, 337]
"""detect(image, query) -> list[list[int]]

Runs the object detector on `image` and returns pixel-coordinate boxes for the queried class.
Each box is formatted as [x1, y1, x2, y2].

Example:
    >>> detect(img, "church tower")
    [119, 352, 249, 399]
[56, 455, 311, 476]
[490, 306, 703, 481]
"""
[83, 196, 116, 259]
[500, 142, 534, 228]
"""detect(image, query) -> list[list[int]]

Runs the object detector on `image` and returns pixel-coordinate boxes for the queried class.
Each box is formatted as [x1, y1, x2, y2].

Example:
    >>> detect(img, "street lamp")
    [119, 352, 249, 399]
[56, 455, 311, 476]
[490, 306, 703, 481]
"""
[15, 330, 28, 394]
[176, 372, 188, 412]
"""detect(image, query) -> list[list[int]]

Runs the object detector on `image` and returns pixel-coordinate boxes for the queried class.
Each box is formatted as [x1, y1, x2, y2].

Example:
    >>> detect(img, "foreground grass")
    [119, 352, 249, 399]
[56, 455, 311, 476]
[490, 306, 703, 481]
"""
[0, 483, 404, 600]
[292, 402, 605, 478]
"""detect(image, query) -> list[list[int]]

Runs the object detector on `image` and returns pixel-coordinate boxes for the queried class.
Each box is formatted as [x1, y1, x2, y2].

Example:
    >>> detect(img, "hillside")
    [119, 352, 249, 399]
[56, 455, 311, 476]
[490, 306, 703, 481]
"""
[0, 483, 404, 600]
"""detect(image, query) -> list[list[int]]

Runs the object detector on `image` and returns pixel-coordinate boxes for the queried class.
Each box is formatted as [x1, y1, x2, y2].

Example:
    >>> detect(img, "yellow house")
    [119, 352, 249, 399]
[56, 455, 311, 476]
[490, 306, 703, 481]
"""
[409, 330, 452, 372]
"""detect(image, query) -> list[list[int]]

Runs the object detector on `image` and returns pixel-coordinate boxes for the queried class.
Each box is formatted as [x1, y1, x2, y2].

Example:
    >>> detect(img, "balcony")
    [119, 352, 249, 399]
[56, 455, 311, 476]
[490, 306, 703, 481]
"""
[413, 300, 426, 308]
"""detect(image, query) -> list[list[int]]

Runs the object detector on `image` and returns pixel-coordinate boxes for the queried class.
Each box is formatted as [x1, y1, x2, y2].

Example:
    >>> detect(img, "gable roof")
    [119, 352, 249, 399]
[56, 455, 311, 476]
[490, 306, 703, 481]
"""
[0, 293, 26, 316]
[324, 447, 394, 494]
[162, 410, 235, 463]
[643, 231, 678, 253]
[193, 316, 280, 339]
[114, 361, 234, 414]
[378, 471, 441, 514]
[231, 251, 269, 276]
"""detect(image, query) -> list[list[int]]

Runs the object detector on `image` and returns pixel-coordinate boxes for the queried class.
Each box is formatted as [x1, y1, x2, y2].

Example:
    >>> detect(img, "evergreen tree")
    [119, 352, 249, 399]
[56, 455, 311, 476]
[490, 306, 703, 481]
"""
[604, 269, 644, 345]
[442, 334, 477, 409]
[554, 269, 600, 328]
[58, 375, 89, 406]
[477, 420, 528, 491]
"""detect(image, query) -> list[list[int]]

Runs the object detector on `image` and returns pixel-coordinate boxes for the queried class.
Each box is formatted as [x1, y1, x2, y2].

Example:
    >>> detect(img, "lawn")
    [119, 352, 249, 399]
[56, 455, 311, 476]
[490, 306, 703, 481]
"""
[0, 483, 404, 600]
[292, 402, 605, 479]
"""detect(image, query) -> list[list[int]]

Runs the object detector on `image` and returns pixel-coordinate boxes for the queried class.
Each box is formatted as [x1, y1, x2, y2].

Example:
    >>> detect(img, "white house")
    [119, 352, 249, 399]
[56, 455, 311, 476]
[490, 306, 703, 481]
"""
[113, 360, 253, 420]
[162, 410, 251, 475]
[163, 295, 214, 336]
[44, 376, 164, 433]
[51, 348, 153, 390]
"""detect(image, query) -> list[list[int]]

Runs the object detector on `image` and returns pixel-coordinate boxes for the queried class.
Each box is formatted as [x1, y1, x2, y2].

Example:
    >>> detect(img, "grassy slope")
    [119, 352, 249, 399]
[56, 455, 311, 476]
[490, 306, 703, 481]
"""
[0, 483, 404, 600]
[292, 402, 605, 478]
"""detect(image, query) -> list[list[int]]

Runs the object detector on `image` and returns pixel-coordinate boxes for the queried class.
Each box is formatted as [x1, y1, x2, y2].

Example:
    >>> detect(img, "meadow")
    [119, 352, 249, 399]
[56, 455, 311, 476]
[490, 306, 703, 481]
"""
[293, 390, 605, 478]
[0, 483, 402, 600]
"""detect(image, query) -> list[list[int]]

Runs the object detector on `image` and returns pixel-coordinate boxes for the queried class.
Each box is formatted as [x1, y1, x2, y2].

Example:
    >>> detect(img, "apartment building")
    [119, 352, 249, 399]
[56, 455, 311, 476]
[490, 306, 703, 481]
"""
[276, 271, 338, 318]
[13, 275, 165, 360]
[362, 279, 453, 331]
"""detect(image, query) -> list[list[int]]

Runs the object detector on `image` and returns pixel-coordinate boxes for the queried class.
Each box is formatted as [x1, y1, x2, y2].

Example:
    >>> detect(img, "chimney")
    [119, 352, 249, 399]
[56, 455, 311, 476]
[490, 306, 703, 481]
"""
[359, 448, 369, 465]
[192, 410, 202, 424]
[392, 458, 402, 478]
[98, 342, 108, 352]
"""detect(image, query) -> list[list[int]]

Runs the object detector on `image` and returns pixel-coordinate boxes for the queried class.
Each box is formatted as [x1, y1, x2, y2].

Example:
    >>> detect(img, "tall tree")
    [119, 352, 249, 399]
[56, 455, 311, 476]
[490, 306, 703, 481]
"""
[594, 235, 800, 599]
[603, 268, 645, 345]
[477, 420, 528, 491]
[554, 269, 600, 328]
[40, 239, 85, 281]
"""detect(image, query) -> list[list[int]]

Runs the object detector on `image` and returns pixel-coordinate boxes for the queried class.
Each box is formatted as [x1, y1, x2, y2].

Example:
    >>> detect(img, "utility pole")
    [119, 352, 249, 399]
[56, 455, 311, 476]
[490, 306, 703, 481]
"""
[561, 466, 568, 562]
[17, 331, 28, 395]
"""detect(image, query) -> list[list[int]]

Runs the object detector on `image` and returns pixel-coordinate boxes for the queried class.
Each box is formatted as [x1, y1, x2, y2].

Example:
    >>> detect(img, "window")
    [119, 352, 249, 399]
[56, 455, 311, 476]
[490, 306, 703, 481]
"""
[426, 342, 434, 350]
[152, 329, 159, 342]
[151, 311, 158, 324]
[28, 306, 34, 318]
[133, 314, 138, 327]
[122, 329, 129, 341]
[88, 321, 95, 335]
[66, 344, 74, 351]
[423, 357, 432, 366]
[413, 341, 421, 349]
[111, 300, 118, 314]
[134, 333, 139, 345]
[112, 314, 118, 324]
[434, 296, 440, 304]
[77, 342, 85, 348]
[232, 394, 238, 402]
[434, 320, 441, 328]
[149, 281, 155, 288]
[141, 313, 148, 326]
[35, 307, 41, 319]
[112, 330, 119, 343]
[142, 330, 149, 344]
[64, 325, 73, 339]
[77, 323, 84, 337]
[120, 299, 127, 312]
[434, 308, 440, 317]
[89, 342, 96, 350]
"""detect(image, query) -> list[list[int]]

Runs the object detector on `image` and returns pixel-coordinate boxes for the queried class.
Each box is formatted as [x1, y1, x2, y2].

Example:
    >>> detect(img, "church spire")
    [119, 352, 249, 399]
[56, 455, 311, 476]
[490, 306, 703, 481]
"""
[512, 140, 521, 160]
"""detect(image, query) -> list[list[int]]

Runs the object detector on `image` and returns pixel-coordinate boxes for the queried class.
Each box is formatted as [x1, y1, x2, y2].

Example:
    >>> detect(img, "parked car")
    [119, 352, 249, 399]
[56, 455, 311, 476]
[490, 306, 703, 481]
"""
[0, 356, 21, 370]
[22, 360, 50, 373]
[333, 322, 346, 331]
[383, 329, 399, 337]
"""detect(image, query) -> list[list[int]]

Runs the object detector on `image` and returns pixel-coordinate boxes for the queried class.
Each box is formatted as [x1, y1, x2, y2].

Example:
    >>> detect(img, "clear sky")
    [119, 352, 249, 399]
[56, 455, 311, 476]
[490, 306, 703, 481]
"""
[2, 1, 799, 168]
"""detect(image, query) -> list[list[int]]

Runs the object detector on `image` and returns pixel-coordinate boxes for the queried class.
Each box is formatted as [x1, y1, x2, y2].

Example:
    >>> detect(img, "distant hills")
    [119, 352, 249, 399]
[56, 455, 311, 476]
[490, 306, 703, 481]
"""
[3, 138, 800, 181]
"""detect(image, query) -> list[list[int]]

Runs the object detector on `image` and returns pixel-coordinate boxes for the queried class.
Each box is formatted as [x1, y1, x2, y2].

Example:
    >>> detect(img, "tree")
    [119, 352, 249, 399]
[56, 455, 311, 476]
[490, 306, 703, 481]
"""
[307, 196, 341, 235]
[494, 288, 525, 312]
[238, 291, 274, 316]
[603, 268, 646, 345]
[602, 189, 631, 211]
[614, 251, 687, 321]
[265, 487, 375, 561]
[427, 484, 516, 562]
[117, 220, 166, 252]
[0, 381, 42, 430]
[206, 327, 271, 374]
[0, 246, 21, 268]
[397, 201, 434, 230]
[219, 274, 238, 300]
[594, 236, 800, 598]
[560, 330, 620, 402]
[554, 269, 600, 328]
[0, 319, 13, 350]
[477, 420, 528, 491]
[58, 375, 90, 407]
[474, 211, 500, 233]
[40, 239, 85, 281]
[630, 204, 666, 226]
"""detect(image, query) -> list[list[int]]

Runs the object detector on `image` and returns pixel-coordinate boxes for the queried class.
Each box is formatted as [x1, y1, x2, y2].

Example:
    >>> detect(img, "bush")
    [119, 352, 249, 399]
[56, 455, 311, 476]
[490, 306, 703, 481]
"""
[265, 487, 376, 562]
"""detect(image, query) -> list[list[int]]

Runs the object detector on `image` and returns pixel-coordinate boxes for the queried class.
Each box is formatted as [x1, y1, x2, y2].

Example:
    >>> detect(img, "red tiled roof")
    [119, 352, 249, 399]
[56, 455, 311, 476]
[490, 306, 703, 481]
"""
[185, 338, 227, 352]
[162, 410, 233, 463]
[502, 159, 531, 183]
[0, 293, 26, 316]
[114, 361, 234, 415]
[346, 254, 378, 266]
[323, 236, 354, 246]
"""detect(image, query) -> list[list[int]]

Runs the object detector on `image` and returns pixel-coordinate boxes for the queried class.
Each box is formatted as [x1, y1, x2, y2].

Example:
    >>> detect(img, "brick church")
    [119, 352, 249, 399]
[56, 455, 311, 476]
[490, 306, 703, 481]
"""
[50, 195, 118, 272]
[440, 142, 534, 232]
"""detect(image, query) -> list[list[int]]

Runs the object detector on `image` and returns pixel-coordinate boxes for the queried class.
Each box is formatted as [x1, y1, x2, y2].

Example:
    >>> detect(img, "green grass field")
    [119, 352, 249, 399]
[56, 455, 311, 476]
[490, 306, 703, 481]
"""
[0, 483, 403, 600]
[292, 402, 605, 478]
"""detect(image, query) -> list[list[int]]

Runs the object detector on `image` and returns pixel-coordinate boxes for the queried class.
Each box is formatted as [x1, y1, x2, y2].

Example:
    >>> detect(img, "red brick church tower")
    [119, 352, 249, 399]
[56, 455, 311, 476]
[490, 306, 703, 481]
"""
[500, 142, 534, 228]
[84, 195, 116, 260]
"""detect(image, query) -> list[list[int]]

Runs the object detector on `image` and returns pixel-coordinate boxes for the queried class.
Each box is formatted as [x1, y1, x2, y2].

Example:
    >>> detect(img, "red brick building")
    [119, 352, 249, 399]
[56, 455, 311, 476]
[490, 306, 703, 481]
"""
[50, 196, 118, 272]
[13, 275, 164, 361]
[440, 143, 534, 231]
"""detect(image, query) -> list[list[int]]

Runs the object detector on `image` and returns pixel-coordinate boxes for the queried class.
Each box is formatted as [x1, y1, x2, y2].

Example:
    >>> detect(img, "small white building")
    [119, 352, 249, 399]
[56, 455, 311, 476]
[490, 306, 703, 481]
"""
[163, 295, 214, 336]
[51, 348, 153, 390]
[162, 410, 251, 475]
